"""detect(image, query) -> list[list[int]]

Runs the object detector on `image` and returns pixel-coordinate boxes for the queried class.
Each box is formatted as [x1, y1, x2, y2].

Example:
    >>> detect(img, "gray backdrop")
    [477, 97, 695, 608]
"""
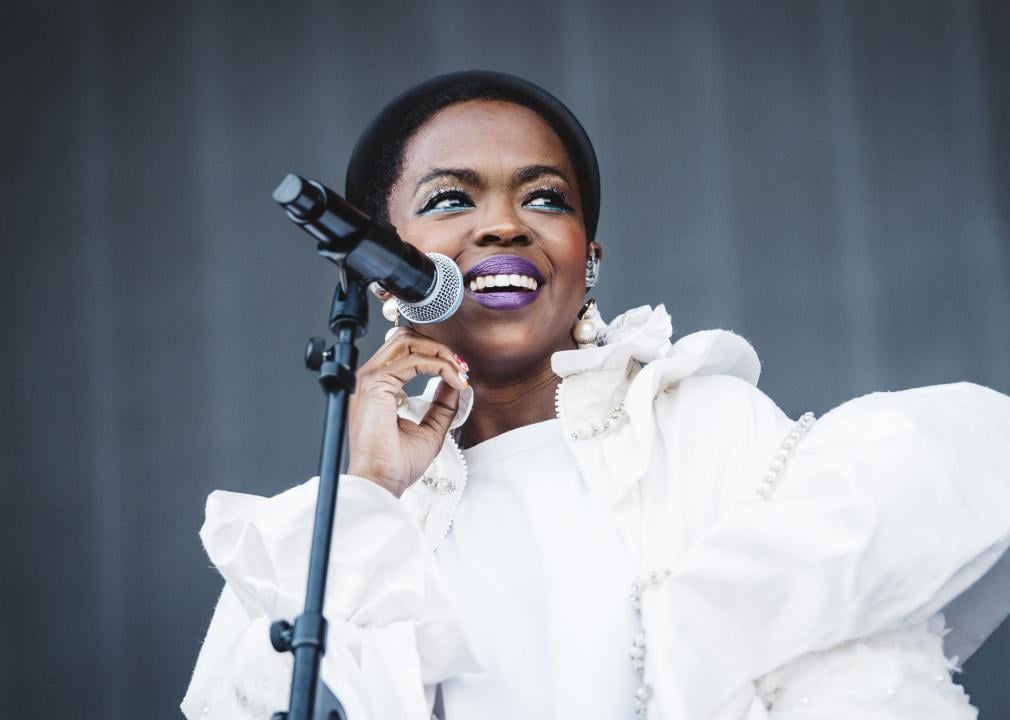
[2, 0, 1008, 717]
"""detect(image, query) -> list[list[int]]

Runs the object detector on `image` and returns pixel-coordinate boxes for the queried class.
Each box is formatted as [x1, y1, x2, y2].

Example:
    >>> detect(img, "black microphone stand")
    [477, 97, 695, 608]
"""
[269, 240, 368, 720]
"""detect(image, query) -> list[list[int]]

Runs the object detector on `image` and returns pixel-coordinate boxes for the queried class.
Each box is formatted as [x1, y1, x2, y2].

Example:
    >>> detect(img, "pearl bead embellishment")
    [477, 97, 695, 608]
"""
[634, 682, 653, 717]
[629, 568, 671, 611]
[570, 402, 626, 441]
[755, 412, 816, 500]
[629, 631, 647, 671]
[421, 474, 456, 494]
[628, 568, 672, 717]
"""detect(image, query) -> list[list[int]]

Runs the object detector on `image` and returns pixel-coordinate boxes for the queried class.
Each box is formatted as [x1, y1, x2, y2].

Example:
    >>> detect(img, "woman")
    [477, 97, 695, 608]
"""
[182, 71, 1010, 719]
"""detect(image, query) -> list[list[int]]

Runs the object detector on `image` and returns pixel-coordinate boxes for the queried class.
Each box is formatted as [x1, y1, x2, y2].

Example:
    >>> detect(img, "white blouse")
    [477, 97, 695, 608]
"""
[181, 306, 1010, 720]
[438, 418, 639, 718]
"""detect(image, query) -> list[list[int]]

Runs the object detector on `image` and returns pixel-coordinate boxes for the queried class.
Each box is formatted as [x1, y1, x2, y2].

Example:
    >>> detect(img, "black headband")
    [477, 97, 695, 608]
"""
[344, 70, 601, 241]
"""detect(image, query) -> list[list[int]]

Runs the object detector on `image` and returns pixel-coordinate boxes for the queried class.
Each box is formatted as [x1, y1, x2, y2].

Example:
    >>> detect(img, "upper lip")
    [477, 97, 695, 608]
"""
[463, 254, 545, 284]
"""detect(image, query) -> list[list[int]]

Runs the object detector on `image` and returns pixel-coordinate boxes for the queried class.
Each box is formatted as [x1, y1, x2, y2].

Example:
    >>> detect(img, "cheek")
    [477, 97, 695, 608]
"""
[550, 228, 589, 281]
[395, 220, 459, 257]
[386, 189, 455, 255]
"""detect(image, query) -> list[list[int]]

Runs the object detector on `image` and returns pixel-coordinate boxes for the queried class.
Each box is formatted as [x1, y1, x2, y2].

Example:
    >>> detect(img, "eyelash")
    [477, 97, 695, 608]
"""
[418, 186, 471, 215]
[417, 185, 573, 216]
[523, 186, 572, 213]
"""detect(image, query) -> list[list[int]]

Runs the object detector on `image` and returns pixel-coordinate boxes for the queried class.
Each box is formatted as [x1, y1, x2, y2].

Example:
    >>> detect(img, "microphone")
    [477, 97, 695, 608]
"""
[273, 173, 463, 324]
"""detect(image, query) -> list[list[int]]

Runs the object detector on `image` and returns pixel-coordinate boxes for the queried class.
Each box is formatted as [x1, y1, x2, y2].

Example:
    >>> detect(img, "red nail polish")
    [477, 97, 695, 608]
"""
[454, 354, 470, 373]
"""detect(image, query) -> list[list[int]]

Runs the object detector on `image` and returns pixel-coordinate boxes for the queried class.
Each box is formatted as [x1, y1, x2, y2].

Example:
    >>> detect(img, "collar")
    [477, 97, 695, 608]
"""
[402, 304, 762, 430]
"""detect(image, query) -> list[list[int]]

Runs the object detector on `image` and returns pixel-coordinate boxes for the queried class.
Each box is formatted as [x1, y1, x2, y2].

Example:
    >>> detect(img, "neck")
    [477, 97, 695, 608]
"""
[460, 360, 561, 447]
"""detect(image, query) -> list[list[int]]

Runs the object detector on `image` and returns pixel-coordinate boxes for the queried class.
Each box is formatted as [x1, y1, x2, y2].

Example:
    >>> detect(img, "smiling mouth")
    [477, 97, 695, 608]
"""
[464, 255, 545, 289]
[463, 255, 545, 309]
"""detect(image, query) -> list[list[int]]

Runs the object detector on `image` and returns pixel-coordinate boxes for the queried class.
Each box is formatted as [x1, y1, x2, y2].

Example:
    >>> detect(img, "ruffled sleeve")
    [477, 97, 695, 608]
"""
[180, 475, 479, 719]
[756, 614, 977, 719]
[646, 382, 1010, 719]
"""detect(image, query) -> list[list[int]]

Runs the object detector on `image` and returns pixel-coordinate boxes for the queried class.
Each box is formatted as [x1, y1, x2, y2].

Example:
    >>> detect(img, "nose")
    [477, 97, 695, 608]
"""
[473, 200, 531, 247]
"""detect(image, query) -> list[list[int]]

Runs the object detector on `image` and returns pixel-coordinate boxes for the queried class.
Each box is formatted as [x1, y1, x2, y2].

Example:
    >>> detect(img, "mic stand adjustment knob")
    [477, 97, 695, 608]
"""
[304, 337, 328, 371]
[270, 619, 294, 653]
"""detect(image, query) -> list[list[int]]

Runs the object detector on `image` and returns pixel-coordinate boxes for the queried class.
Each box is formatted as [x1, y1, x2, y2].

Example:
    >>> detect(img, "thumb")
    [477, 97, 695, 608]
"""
[416, 380, 461, 442]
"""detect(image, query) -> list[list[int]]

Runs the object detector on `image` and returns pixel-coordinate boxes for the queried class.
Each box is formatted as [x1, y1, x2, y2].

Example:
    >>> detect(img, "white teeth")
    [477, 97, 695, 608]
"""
[468, 273, 540, 291]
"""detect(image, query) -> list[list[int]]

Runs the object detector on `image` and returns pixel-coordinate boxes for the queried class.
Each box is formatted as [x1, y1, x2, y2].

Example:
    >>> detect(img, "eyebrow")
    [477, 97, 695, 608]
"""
[514, 164, 570, 185]
[414, 168, 482, 193]
[413, 164, 572, 194]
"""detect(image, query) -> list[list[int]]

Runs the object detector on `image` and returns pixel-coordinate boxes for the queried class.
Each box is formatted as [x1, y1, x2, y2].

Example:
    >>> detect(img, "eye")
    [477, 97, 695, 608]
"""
[418, 187, 474, 216]
[523, 186, 573, 214]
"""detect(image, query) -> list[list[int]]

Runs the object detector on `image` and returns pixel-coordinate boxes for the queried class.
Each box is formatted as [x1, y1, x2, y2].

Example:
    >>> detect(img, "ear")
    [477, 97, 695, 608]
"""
[589, 241, 602, 262]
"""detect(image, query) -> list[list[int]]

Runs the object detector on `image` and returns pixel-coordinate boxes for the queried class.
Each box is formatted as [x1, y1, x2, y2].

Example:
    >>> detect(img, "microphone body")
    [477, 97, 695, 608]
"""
[274, 174, 463, 324]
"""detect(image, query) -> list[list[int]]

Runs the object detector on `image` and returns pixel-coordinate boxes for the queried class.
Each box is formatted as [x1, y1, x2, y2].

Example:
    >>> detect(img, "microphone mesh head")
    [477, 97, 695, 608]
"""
[396, 252, 463, 324]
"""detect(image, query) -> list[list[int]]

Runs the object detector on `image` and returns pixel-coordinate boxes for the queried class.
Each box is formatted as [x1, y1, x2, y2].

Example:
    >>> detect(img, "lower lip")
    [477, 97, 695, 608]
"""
[466, 287, 542, 309]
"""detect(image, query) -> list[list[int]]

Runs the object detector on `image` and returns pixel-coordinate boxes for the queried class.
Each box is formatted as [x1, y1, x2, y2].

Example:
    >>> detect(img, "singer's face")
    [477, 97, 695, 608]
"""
[387, 100, 596, 380]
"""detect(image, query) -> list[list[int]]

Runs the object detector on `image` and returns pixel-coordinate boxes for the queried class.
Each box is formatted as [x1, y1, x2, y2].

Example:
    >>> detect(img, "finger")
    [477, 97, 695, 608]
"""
[417, 380, 462, 437]
[360, 328, 463, 374]
[360, 355, 468, 397]
[383, 328, 457, 363]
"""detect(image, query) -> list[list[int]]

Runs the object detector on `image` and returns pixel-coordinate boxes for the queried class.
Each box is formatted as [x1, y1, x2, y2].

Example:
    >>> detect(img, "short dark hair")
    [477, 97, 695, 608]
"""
[345, 71, 601, 240]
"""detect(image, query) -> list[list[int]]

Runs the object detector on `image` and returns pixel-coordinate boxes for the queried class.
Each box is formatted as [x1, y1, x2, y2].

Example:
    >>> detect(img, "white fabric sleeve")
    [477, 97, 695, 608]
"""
[646, 382, 1010, 719]
[758, 614, 976, 719]
[180, 474, 479, 720]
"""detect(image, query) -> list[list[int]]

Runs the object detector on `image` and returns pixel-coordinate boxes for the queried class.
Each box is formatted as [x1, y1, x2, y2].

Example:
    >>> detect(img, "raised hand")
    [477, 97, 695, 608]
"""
[346, 328, 468, 497]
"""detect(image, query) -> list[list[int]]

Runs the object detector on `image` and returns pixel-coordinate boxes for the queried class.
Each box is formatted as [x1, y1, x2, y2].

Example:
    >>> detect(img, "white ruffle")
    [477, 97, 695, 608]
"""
[551, 304, 760, 385]
[552, 303, 673, 375]
[181, 590, 293, 719]
[758, 614, 976, 719]
[182, 475, 480, 719]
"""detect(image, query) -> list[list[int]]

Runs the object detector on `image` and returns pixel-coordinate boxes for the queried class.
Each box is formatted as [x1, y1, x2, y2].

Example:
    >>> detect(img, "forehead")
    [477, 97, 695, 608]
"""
[399, 100, 575, 182]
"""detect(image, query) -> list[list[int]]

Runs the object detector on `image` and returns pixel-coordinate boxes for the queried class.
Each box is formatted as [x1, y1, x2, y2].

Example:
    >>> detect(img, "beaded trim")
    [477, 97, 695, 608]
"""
[755, 412, 816, 500]
[629, 568, 672, 717]
[553, 371, 629, 442]
[569, 401, 627, 440]
[421, 474, 456, 495]
[431, 433, 468, 551]
[556, 378, 658, 715]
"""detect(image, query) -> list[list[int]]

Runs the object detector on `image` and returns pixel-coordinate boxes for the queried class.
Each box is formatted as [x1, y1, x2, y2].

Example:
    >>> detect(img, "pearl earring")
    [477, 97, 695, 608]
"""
[369, 282, 401, 341]
[383, 300, 402, 341]
[572, 298, 601, 347]
[585, 248, 600, 289]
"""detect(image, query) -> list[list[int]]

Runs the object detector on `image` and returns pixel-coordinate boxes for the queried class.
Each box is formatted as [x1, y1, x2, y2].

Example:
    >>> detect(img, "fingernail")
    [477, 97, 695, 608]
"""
[458, 371, 469, 386]
[454, 354, 470, 373]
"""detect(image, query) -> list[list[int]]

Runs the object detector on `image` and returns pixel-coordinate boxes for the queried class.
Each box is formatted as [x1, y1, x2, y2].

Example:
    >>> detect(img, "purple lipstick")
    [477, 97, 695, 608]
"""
[464, 254, 545, 309]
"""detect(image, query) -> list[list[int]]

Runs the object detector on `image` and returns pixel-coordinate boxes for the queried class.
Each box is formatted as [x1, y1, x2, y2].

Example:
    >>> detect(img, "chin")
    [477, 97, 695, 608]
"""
[460, 322, 566, 380]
